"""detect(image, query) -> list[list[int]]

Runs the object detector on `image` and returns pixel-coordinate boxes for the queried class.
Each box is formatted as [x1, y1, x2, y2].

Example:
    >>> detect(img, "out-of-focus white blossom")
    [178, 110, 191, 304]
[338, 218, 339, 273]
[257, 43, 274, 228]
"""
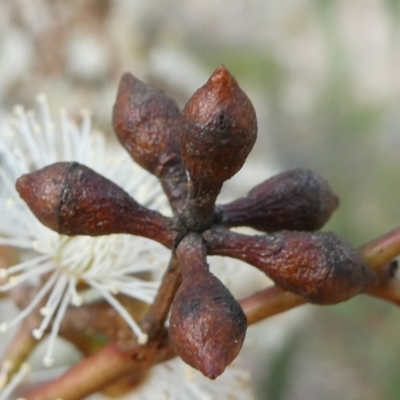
[0, 95, 169, 371]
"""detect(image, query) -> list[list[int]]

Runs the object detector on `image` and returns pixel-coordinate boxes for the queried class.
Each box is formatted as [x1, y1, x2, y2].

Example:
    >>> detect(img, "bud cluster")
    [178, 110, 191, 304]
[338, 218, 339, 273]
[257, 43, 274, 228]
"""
[16, 66, 377, 379]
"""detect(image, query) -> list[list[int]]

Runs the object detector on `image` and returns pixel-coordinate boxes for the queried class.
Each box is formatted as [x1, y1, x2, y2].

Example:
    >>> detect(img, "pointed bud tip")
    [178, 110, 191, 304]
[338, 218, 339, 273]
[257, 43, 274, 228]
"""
[116, 72, 146, 102]
[200, 356, 226, 379]
[207, 65, 237, 91]
[169, 266, 247, 378]
[181, 66, 257, 183]
[15, 174, 30, 200]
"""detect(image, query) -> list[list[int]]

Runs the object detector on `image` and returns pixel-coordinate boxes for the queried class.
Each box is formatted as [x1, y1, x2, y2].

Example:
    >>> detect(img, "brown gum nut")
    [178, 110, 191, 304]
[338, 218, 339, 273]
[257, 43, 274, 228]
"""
[112, 72, 182, 177]
[205, 229, 377, 305]
[180, 65, 257, 183]
[219, 169, 339, 232]
[266, 231, 377, 304]
[169, 270, 247, 378]
[16, 162, 145, 236]
[169, 234, 247, 379]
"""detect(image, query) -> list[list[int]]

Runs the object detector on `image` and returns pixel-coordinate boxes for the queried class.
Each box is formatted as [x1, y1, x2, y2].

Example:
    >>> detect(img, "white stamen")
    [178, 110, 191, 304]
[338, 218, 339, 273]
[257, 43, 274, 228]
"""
[5, 254, 49, 276]
[111, 280, 158, 304]
[71, 294, 83, 307]
[43, 357, 54, 368]
[0, 262, 54, 291]
[0, 278, 17, 293]
[0, 361, 12, 389]
[68, 278, 82, 306]
[138, 334, 149, 345]
[37, 94, 57, 164]
[87, 280, 145, 339]
[39, 307, 50, 316]
[0, 169, 24, 202]
[77, 109, 92, 163]
[110, 285, 119, 295]
[31, 241, 40, 252]
[35, 275, 68, 336]
[0, 238, 33, 250]
[43, 279, 74, 367]
[60, 108, 72, 160]
[32, 329, 43, 340]
[13, 107, 45, 169]
[1, 272, 58, 332]
[0, 363, 30, 400]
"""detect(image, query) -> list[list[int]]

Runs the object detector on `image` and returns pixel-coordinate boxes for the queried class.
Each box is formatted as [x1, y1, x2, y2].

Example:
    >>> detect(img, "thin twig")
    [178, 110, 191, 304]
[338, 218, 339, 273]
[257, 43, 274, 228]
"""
[0, 313, 40, 388]
[240, 286, 306, 325]
[367, 278, 400, 306]
[239, 228, 400, 325]
[358, 226, 400, 273]
[140, 252, 181, 339]
[23, 333, 175, 400]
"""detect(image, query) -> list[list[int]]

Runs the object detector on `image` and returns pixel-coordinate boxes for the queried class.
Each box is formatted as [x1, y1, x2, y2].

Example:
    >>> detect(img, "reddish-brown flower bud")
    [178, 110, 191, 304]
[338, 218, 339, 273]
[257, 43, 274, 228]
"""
[204, 228, 377, 304]
[113, 72, 182, 176]
[179, 66, 257, 231]
[169, 234, 247, 378]
[113, 72, 187, 212]
[180, 65, 257, 184]
[217, 169, 339, 232]
[16, 162, 175, 247]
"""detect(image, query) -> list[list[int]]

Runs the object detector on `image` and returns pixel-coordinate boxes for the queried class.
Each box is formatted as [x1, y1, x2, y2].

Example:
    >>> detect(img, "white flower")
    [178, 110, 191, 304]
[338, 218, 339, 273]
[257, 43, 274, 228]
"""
[0, 95, 170, 369]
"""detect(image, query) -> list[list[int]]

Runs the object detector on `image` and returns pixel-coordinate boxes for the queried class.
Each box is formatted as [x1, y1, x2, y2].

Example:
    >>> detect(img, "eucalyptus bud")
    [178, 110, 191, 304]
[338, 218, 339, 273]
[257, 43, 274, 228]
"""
[204, 228, 377, 304]
[169, 234, 247, 378]
[113, 72, 187, 213]
[16, 162, 175, 247]
[180, 65, 257, 184]
[218, 169, 339, 232]
[180, 66, 257, 231]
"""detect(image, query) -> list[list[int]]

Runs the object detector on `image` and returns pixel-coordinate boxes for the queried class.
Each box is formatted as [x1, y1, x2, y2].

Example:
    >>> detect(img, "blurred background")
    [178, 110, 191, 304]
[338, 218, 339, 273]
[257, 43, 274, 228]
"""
[1, 0, 400, 399]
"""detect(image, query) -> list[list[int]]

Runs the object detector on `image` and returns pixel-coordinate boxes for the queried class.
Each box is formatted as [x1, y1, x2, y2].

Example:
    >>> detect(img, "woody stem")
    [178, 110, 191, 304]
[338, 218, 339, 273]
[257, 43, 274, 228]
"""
[140, 252, 182, 340]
